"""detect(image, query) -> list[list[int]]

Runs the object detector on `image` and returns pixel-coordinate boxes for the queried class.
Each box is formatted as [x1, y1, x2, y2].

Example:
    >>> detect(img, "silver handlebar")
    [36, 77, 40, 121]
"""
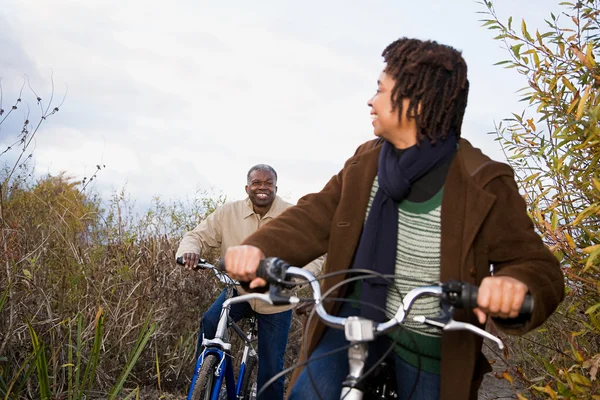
[185, 260, 505, 350]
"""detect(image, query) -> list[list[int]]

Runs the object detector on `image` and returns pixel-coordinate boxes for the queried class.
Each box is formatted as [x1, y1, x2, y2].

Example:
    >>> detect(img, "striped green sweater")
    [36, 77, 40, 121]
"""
[351, 176, 444, 373]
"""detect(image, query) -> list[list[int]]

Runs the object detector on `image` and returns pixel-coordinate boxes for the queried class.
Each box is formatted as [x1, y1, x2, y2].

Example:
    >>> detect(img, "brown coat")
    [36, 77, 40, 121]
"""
[243, 138, 564, 400]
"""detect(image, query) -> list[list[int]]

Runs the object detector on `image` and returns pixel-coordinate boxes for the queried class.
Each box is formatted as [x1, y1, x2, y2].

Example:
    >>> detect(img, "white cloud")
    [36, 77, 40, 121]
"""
[1, 0, 553, 210]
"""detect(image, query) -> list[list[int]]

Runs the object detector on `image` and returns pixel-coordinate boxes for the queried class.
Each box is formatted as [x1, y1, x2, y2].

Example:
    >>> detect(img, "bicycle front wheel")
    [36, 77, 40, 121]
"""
[239, 354, 258, 400]
[191, 354, 221, 400]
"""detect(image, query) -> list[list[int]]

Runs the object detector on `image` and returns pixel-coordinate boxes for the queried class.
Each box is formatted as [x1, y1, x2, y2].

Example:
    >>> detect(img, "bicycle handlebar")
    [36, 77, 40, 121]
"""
[177, 256, 534, 348]
[176, 256, 217, 271]
[175, 256, 240, 286]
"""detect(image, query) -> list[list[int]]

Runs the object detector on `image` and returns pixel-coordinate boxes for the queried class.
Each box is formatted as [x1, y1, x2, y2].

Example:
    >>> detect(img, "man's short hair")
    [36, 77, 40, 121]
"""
[247, 164, 278, 183]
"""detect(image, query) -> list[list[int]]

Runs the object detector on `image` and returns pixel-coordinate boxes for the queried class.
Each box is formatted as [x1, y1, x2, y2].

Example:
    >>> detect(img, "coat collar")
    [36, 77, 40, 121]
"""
[340, 137, 498, 282]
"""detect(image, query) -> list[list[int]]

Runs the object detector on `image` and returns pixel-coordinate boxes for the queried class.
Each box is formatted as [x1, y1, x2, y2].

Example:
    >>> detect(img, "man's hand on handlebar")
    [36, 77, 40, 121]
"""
[474, 276, 529, 324]
[224, 245, 268, 289]
[180, 252, 201, 271]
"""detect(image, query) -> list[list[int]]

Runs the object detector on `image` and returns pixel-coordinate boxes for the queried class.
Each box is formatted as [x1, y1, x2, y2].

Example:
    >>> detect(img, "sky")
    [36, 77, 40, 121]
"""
[0, 0, 553, 211]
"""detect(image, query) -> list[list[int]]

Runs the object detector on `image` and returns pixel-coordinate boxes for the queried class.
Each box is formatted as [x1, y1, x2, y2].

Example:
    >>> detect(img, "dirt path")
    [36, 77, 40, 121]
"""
[141, 338, 523, 399]
[478, 339, 524, 400]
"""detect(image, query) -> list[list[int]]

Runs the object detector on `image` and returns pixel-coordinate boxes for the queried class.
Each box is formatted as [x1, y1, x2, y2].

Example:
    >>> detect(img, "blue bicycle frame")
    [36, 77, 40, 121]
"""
[186, 304, 258, 400]
[187, 348, 237, 400]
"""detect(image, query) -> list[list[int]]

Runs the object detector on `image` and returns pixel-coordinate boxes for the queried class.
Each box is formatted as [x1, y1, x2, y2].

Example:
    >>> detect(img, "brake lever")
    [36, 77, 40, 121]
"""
[413, 315, 505, 350]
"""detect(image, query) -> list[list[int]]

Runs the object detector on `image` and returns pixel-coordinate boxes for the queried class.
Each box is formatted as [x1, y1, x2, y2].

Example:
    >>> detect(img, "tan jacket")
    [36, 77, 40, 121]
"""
[176, 196, 323, 314]
[243, 139, 564, 400]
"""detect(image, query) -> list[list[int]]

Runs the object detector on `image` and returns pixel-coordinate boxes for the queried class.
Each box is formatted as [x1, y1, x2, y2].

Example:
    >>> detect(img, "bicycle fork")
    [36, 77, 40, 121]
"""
[340, 342, 369, 400]
[339, 316, 376, 400]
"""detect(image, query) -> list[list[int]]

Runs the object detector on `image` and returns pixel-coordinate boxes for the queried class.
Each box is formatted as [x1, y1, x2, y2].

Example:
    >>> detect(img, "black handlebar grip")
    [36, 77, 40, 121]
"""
[215, 258, 227, 272]
[215, 258, 269, 293]
[215, 258, 269, 276]
[176, 256, 207, 271]
[461, 282, 534, 314]
[254, 259, 271, 282]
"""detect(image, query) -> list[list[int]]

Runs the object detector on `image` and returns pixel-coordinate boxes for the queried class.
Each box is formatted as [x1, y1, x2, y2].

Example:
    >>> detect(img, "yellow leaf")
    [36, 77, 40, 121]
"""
[564, 232, 576, 249]
[571, 328, 586, 338]
[571, 342, 585, 363]
[582, 244, 600, 254]
[562, 76, 577, 93]
[521, 19, 533, 41]
[584, 249, 600, 273]
[586, 42, 597, 67]
[517, 393, 529, 400]
[95, 306, 104, 324]
[502, 371, 514, 384]
[573, 205, 600, 226]
[567, 95, 579, 114]
[593, 178, 600, 192]
[526, 118, 536, 132]
[577, 85, 591, 120]
[570, 372, 592, 387]
[544, 384, 558, 400]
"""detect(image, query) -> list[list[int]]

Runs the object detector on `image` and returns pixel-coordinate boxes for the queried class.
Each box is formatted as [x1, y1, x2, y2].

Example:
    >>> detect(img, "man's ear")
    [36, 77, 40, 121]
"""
[274, 185, 278, 194]
[245, 185, 250, 195]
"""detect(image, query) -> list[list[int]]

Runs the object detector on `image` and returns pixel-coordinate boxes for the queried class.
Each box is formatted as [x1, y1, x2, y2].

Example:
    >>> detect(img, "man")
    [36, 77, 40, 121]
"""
[176, 164, 322, 400]
[222, 38, 564, 400]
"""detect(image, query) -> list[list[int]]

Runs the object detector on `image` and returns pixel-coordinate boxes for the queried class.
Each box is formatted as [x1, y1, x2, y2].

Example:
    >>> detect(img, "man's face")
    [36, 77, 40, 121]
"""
[245, 169, 277, 208]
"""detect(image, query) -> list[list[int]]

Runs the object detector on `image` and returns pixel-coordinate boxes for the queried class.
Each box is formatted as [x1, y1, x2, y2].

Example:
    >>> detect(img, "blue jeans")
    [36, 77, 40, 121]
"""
[288, 303, 440, 400]
[197, 289, 292, 400]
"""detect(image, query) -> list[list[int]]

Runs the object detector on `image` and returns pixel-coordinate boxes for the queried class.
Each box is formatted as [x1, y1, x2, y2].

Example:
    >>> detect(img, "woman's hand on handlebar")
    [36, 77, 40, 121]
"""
[474, 276, 529, 324]
[224, 245, 268, 289]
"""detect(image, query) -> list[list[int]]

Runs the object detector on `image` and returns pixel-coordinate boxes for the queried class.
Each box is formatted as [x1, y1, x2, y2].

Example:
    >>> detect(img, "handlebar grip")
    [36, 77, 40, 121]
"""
[215, 258, 227, 272]
[213, 258, 271, 293]
[458, 282, 534, 314]
[214, 258, 270, 277]
[176, 256, 208, 271]
[254, 259, 272, 282]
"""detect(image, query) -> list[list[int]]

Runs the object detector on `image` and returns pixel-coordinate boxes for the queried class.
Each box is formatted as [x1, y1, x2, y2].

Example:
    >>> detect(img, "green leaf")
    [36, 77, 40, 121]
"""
[81, 308, 104, 395]
[512, 44, 524, 58]
[521, 18, 534, 41]
[585, 302, 600, 315]
[543, 358, 559, 377]
[107, 311, 157, 400]
[27, 321, 51, 400]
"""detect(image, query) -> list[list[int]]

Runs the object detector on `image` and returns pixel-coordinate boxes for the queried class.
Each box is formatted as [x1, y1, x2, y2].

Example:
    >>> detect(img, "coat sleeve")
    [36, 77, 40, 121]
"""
[175, 206, 224, 258]
[482, 173, 564, 334]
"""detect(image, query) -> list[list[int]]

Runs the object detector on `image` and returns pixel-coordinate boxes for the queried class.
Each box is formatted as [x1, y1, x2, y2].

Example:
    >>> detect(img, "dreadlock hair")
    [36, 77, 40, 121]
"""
[381, 37, 469, 142]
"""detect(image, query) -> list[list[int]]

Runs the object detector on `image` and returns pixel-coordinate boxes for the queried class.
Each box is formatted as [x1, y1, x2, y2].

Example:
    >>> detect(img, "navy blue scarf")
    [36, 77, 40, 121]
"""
[353, 135, 458, 322]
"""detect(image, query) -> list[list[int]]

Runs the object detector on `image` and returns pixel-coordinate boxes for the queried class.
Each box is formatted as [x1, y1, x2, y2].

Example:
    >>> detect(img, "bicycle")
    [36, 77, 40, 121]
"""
[215, 257, 534, 400]
[176, 256, 259, 400]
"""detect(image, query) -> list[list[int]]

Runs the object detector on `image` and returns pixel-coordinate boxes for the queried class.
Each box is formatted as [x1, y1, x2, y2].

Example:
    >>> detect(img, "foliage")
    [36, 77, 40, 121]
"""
[0, 81, 226, 398]
[0, 170, 225, 397]
[480, 0, 600, 398]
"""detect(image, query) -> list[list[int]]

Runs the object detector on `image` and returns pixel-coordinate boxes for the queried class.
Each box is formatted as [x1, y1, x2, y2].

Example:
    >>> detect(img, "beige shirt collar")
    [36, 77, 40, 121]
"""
[242, 195, 288, 220]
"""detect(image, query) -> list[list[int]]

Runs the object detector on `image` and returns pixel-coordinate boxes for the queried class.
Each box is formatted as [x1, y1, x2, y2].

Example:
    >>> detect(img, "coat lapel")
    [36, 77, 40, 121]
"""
[440, 144, 497, 400]
[440, 145, 496, 282]
[329, 140, 382, 268]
